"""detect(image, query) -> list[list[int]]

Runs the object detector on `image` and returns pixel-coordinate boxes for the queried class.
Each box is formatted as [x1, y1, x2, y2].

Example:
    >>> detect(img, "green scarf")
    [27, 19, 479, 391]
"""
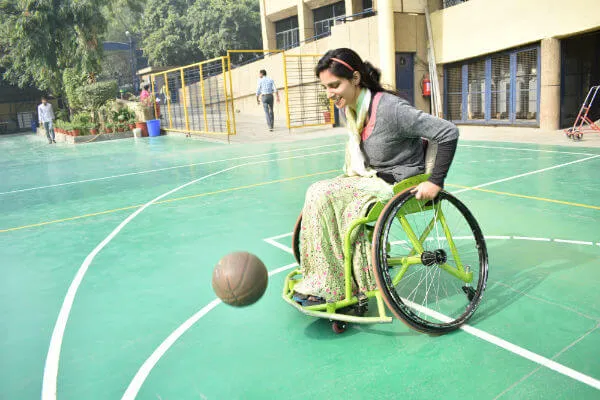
[344, 88, 377, 177]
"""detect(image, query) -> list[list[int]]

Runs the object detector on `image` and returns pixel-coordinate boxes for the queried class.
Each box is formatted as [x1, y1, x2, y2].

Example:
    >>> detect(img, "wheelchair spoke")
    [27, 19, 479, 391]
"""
[373, 190, 488, 333]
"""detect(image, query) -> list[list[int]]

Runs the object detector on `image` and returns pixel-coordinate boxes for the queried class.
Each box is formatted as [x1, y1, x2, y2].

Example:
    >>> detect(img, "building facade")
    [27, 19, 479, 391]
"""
[259, 0, 600, 129]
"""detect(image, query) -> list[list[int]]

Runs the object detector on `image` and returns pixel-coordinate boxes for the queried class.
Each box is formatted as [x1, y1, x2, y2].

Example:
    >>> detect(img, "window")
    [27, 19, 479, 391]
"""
[363, 0, 373, 11]
[490, 54, 511, 120]
[516, 49, 538, 121]
[313, 2, 345, 38]
[443, 0, 469, 8]
[467, 60, 485, 120]
[446, 65, 462, 121]
[276, 16, 299, 49]
[444, 46, 539, 125]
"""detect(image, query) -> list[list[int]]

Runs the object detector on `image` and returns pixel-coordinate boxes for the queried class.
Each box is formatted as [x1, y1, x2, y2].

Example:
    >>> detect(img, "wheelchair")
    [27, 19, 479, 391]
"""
[282, 173, 488, 334]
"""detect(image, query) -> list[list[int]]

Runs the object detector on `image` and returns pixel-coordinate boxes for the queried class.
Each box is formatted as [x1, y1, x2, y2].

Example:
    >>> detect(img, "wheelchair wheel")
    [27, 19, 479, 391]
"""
[372, 190, 488, 334]
[291, 213, 302, 265]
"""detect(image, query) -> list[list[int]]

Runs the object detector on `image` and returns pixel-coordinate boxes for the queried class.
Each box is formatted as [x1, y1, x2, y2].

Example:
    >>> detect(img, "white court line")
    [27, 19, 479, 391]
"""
[554, 239, 594, 246]
[6, 142, 596, 196]
[452, 154, 600, 195]
[1, 143, 342, 196]
[41, 149, 341, 400]
[458, 144, 597, 157]
[265, 232, 294, 241]
[264, 238, 294, 255]
[115, 153, 600, 399]
[513, 236, 552, 242]
[265, 240, 600, 391]
[120, 262, 298, 400]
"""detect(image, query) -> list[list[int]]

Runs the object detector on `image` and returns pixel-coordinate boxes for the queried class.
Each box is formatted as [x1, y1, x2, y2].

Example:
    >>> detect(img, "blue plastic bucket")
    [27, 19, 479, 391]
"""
[147, 119, 161, 137]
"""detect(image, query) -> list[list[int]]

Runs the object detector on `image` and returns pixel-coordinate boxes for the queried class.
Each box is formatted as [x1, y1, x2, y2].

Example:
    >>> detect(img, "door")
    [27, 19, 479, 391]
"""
[395, 53, 415, 105]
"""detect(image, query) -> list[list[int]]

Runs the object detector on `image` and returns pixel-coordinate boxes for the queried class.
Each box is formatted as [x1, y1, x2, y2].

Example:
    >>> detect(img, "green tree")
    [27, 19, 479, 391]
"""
[137, 0, 202, 67]
[0, 0, 108, 95]
[138, 0, 262, 67]
[188, 0, 262, 61]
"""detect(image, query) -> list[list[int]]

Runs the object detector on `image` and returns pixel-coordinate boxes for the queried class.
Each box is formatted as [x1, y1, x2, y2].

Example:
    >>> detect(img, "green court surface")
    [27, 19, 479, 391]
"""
[1, 133, 599, 399]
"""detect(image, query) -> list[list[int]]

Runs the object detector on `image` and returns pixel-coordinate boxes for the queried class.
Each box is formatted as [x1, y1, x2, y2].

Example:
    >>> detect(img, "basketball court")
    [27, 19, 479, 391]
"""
[1, 131, 599, 399]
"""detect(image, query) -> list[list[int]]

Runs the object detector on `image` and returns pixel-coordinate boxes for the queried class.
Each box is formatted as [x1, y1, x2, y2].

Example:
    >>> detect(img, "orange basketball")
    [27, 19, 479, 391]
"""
[212, 252, 268, 307]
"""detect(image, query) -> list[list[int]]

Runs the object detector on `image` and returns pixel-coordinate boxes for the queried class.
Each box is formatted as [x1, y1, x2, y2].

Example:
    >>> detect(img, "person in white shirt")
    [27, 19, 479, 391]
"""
[38, 96, 56, 144]
[256, 69, 280, 131]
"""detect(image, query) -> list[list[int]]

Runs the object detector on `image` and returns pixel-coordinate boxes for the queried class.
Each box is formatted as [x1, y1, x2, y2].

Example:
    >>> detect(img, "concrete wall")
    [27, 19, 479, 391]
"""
[431, 0, 600, 64]
[394, 13, 432, 113]
[231, 15, 381, 117]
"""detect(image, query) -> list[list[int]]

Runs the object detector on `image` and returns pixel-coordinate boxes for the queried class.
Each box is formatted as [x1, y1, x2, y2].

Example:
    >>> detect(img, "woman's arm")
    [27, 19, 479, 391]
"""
[392, 99, 459, 199]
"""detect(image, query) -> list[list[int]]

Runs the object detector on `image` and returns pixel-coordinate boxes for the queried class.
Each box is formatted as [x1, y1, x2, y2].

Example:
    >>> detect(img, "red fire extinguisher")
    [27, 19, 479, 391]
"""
[422, 76, 431, 97]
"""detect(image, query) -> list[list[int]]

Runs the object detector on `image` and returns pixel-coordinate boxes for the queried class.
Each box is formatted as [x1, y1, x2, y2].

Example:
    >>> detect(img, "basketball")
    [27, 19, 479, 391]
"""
[212, 252, 269, 307]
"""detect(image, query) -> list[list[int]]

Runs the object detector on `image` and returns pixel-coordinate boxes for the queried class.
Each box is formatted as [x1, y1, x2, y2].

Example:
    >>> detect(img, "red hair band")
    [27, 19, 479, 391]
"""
[331, 57, 355, 72]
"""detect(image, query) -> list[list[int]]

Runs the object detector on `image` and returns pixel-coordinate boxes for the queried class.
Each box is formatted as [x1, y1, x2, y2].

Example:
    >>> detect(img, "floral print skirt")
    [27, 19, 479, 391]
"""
[293, 176, 393, 302]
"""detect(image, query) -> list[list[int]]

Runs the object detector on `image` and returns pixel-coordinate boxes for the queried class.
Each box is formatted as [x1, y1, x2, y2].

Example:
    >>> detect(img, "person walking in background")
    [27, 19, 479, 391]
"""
[38, 96, 56, 144]
[256, 69, 280, 131]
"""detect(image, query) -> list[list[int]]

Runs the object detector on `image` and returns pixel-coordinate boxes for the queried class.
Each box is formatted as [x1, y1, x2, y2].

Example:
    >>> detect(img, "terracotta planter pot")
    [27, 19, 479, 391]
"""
[72, 129, 80, 136]
[90, 128, 98, 135]
[135, 122, 149, 137]
[128, 123, 136, 130]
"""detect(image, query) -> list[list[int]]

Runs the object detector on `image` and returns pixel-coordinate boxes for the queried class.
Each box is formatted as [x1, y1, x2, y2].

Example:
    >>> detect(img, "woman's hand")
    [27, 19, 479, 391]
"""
[410, 181, 442, 200]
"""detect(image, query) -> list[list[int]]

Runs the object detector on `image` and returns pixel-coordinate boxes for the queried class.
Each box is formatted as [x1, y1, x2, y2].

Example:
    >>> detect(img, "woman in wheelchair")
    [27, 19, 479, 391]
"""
[292, 48, 459, 308]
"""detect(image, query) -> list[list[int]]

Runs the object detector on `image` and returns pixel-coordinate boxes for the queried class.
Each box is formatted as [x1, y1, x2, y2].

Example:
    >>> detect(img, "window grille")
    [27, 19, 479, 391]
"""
[446, 65, 462, 121]
[467, 60, 485, 120]
[276, 16, 299, 49]
[313, 1, 345, 38]
[490, 54, 511, 120]
[443, 0, 469, 8]
[444, 46, 538, 125]
[515, 49, 538, 121]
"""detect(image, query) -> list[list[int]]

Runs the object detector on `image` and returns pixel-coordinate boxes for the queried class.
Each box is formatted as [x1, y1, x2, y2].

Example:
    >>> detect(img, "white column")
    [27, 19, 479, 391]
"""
[377, 0, 396, 88]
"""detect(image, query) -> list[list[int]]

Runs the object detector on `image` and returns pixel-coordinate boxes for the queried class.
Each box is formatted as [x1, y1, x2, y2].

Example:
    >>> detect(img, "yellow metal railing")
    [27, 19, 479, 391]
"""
[283, 53, 334, 129]
[149, 56, 236, 136]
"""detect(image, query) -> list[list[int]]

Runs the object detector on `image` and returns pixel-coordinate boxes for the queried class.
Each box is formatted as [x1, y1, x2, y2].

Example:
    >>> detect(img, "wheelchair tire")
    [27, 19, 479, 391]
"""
[372, 190, 488, 334]
[291, 213, 302, 265]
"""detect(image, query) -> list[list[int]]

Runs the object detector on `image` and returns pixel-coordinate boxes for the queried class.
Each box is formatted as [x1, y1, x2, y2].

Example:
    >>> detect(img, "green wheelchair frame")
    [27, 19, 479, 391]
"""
[282, 174, 489, 334]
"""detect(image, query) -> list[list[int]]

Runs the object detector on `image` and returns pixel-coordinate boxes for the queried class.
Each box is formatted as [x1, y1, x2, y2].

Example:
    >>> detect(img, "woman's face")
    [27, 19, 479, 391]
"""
[319, 69, 360, 109]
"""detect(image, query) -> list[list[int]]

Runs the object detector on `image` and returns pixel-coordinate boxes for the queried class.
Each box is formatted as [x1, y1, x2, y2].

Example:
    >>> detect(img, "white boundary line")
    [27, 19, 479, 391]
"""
[452, 155, 600, 194]
[458, 144, 597, 157]
[6, 142, 597, 196]
[120, 262, 298, 400]
[1, 143, 342, 196]
[265, 240, 600, 391]
[41, 149, 341, 400]
[117, 156, 600, 399]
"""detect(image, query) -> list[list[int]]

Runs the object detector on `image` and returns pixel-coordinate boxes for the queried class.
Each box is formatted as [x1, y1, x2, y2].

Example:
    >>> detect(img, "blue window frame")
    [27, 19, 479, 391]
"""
[444, 45, 540, 126]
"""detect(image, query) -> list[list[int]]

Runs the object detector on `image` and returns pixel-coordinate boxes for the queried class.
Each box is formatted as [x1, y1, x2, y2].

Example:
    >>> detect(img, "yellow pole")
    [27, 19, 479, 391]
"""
[199, 64, 209, 132]
[180, 68, 190, 132]
[283, 53, 291, 129]
[151, 76, 158, 120]
[221, 57, 231, 135]
[227, 55, 237, 135]
[164, 72, 173, 129]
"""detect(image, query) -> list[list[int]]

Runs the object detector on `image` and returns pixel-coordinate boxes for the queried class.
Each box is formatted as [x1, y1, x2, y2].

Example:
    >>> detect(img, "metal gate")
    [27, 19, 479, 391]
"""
[283, 54, 334, 129]
[150, 56, 236, 136]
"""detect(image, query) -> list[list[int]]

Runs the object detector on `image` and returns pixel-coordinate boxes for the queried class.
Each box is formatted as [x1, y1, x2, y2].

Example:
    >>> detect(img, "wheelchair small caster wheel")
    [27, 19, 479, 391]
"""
[331, 321, 347, 334]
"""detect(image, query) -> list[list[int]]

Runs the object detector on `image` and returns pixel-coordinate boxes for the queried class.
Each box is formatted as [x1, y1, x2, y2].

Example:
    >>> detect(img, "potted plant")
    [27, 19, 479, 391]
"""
[105, 123, 114, 133]
[318, 92, 332, 123]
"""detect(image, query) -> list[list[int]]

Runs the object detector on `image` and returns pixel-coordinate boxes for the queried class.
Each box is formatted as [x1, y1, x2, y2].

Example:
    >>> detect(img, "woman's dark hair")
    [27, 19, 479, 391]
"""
[143, 84, 150, 90]
[315, 48, 392, 94]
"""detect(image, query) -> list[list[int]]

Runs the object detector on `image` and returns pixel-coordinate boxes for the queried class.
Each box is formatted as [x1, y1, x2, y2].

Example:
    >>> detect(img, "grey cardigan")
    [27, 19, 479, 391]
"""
[356, 92, 459, 185]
